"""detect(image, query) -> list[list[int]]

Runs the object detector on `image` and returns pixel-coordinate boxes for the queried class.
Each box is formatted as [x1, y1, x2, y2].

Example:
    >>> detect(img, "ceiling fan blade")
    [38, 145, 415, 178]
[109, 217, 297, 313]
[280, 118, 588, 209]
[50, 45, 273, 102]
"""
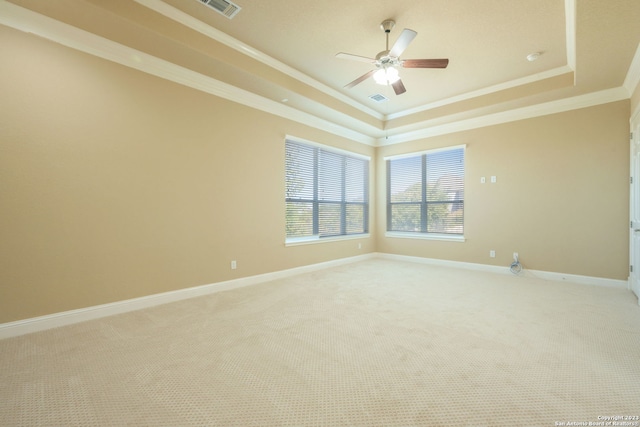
[402, 58, 449, 68]
[389, 28, 417, 57]
[392, 79, 406, 95]
[344, 69, 376, 89]
[336, 52, 376, 63]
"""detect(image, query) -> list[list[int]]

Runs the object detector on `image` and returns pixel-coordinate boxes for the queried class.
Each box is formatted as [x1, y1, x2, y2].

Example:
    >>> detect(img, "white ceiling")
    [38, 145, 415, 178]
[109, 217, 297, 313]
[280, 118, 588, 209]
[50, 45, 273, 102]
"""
[2, 0, 640, 144]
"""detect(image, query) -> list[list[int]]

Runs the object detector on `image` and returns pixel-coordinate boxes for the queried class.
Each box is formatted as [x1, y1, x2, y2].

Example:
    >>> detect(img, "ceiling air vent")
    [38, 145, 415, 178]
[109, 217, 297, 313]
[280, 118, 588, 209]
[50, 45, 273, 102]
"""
[369, 93, 389, 103]
[198, 0, 242, 19]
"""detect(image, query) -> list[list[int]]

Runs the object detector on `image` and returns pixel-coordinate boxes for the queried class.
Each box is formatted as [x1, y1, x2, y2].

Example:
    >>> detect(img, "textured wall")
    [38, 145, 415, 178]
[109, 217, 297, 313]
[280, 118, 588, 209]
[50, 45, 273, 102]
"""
[0, 26, 374, 323]
[0, 23, 632, 324]
[376, 101, 630, 280]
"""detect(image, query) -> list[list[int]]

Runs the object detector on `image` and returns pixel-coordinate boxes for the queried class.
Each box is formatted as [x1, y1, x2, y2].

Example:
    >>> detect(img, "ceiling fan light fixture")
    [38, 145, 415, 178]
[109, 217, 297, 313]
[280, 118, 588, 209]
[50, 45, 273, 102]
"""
[373, 67, 400, 85]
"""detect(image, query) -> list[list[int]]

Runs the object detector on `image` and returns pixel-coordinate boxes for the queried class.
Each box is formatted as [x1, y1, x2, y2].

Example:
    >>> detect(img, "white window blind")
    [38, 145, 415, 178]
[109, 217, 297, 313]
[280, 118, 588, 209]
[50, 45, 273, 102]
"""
[387, 146, 464, 235]
[286, 139, 369, 241]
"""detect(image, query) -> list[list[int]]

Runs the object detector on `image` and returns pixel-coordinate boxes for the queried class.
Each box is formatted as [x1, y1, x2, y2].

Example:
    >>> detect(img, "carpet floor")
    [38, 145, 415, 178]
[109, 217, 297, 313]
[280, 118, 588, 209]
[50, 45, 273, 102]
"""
[1, 259, 639, 426]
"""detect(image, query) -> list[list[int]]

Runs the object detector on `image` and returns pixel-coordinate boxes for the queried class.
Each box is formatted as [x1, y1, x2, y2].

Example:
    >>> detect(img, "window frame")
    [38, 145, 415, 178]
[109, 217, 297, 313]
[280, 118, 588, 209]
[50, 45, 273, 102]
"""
[385, 145, 466, 242]
[285, 137, 370, 246]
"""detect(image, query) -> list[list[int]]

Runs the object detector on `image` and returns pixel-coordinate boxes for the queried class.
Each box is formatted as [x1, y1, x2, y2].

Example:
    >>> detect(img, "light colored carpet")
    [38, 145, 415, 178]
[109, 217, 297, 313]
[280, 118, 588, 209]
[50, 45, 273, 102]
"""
[1, 259, 639, 426]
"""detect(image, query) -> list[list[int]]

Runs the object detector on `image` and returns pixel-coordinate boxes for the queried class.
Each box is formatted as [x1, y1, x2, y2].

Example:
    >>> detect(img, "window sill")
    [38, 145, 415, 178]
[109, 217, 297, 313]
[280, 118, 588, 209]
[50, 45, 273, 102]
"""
[385, 232, 466, 242]
[285, 233, 370, 247]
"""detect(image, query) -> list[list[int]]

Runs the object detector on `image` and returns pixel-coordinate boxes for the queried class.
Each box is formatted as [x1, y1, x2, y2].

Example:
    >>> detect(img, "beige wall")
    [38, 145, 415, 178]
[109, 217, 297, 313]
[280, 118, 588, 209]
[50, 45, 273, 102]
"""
[376, 101, 630, 280]
[0, 26, 374, 323]
[0, 24, 632, 324]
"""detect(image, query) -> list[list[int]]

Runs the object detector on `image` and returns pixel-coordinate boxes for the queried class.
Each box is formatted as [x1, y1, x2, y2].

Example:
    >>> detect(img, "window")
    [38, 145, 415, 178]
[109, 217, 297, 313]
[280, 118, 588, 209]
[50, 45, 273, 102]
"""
[386, 146, 464, 237]
[285, 138, 369, 242]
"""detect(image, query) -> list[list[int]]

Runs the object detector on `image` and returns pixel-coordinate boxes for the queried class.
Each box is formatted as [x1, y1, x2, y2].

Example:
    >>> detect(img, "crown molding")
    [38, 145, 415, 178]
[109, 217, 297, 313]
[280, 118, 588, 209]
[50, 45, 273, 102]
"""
[134, 0, 385, 122]
[378, 87, 630, 145]
[624, 42, 640, 96]
[0, 0, 377, 146]
[385, 0, 576, 121]
[139, 0, 584, 129]
[565, 0, 577, 83]
[0, 0, 634, 148]
[386, 66, 574, 121]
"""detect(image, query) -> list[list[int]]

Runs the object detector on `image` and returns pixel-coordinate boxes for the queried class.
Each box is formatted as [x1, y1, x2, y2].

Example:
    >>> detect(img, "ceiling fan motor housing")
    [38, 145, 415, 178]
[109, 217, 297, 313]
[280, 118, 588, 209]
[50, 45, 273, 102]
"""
[376, 53, 401, 77]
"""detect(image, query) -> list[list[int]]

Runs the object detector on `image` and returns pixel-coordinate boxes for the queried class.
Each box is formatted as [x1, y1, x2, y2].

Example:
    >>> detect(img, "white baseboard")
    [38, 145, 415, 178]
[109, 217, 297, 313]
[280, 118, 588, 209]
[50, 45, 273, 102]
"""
[630, 277, 640, 305]
[1, 252, 629, 339]
[523, 268, 629, 288]
[376, 252, 511, 274]
[374, 253, 630, 289]
[0, 253, 376, 340]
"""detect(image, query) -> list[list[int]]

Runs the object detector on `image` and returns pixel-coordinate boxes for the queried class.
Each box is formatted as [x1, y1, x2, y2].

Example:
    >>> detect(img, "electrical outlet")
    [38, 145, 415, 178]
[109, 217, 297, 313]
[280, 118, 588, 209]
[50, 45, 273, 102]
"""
[480, 177, 486, 184]
[231, 260, 237, 270]
[513, 252, 518, 260]
[358, 243, 362, 249]
[489, 250, 496, 258]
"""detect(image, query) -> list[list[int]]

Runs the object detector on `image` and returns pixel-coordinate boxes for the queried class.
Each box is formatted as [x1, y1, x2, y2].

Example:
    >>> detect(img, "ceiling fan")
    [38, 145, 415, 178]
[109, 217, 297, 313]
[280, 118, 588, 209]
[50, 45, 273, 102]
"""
[336, 19, 449, 95]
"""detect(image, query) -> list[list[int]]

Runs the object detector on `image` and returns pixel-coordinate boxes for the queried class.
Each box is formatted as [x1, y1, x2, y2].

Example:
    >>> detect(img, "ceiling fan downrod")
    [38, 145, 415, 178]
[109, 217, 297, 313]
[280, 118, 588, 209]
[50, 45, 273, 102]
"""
[380, 19, 395, 52]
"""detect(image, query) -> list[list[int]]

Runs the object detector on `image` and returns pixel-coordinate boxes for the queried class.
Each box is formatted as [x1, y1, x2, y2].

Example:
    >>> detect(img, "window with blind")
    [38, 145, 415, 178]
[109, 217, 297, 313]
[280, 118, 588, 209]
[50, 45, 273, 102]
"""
[285, 139, 369, 242]
[386, 146, 465, 236]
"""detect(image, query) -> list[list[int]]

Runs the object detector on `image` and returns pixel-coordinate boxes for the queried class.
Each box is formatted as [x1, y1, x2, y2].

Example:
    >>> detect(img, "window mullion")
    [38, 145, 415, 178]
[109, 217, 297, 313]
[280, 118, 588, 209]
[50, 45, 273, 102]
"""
[364, 159, 369, 233]
[421, 154, 428, 232]
[340, 156, 346, 235]
[386, 146, 464, 236]
[312, 148, 319, 236]
[386, 160, 393, 231]
[285, 138, 369, 242]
